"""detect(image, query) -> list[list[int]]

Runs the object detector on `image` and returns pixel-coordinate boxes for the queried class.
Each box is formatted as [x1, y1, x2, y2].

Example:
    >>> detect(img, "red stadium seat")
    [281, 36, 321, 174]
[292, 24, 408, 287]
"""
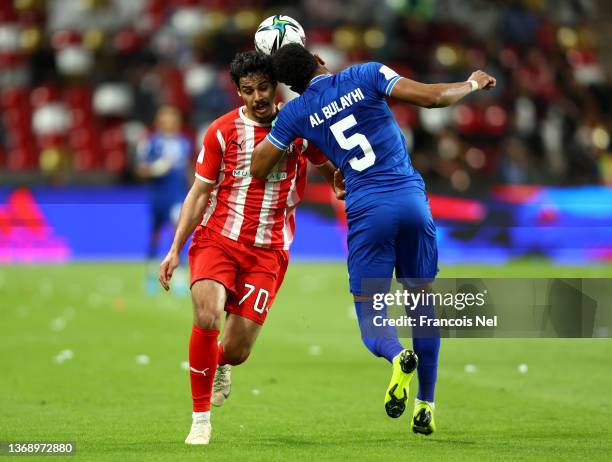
[1, 87, 34, 169]
[104, 148, 127, 174]
[113, 28, 143, 53]
[70, 109, 95, 129]
[7, 125, 32, 150]
[73, 148, 100, 171]
[7, 146, 37, 171]
[483, 105, 509, 136]
[64, 87, 93, 110]
[390, 103, 417, 129]
[1, 87, 28, 110]
[37, 133, 67, 149]
[51, 29, 82, 49]
[30, 85, 62, 107]
[69, 127, 93, 150]
[101, 126, 127, 173]
[0, 52, 25, 70]
[0, 4, 17, 22]
[3, 107, 30, 131]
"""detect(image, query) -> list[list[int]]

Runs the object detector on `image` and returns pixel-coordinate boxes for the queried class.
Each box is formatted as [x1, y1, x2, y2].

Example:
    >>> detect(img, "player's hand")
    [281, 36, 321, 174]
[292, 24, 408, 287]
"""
[333, 168, 346, 200]
[468, 70, 496, 90]
[159, 251, 180, 291]
[271, 102, 285, 129]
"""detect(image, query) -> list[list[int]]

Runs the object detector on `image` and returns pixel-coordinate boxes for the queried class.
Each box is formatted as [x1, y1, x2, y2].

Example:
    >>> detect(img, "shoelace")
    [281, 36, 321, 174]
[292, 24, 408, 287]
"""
[213, 366, 230, 389]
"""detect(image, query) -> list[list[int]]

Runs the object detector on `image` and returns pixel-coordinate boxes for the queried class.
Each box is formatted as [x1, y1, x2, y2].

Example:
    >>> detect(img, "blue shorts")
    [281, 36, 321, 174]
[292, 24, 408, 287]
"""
[347, 189, 438, 295]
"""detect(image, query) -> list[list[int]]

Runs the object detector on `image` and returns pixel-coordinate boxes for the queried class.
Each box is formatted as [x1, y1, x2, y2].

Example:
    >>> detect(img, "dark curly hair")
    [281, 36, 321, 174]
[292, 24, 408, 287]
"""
[271, 43, 318, 94]
[229, 51, 276, 88]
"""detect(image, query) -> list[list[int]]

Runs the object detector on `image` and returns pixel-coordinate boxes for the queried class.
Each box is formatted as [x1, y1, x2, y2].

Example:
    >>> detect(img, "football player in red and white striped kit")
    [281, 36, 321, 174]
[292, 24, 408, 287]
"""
[159, 51, 342, 445]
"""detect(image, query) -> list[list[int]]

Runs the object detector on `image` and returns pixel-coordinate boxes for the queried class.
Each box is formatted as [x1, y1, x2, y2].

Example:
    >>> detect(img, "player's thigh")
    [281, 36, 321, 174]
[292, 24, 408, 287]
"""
[188, 228, 240, 292]
[395, 194, 439, 287]
[188, 228, 241, 325]
[191, 279, 228, 311]
[347, 203, 399, 295]
[191, 279, 228, 327]
[227, 249, 288, 325]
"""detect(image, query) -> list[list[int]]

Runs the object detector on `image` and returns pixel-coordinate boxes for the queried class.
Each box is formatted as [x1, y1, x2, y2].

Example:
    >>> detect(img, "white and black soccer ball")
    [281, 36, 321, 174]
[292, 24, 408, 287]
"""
[254, 15, 305, 55]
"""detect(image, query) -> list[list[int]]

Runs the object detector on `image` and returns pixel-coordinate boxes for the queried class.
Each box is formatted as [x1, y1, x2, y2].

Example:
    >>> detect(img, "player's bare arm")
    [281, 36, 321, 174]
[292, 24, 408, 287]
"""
[251, 146, 346, 199]
[333, 168, 346, 200]
[390, 70, 496, 108]
[159, 179, 214, 290]
[250, 138, 285, 179]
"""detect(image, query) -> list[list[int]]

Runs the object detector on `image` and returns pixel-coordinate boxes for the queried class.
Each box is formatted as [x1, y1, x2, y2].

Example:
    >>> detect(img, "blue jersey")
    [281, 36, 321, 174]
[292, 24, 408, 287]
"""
[267, 62, 425, 210]
[139, 133, 191, 205]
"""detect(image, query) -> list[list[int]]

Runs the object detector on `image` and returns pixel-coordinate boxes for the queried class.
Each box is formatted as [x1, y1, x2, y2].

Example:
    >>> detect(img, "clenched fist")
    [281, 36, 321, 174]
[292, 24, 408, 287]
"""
[468, 70, 496, 90]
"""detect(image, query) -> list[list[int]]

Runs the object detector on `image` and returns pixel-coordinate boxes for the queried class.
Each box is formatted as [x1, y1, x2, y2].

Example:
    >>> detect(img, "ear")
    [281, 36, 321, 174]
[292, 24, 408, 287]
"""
[314, 53, 326, 66]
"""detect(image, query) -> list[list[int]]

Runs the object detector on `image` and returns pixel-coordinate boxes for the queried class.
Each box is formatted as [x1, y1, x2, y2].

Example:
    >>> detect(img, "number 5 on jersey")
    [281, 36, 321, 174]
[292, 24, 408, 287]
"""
[330, 114, 376, 171]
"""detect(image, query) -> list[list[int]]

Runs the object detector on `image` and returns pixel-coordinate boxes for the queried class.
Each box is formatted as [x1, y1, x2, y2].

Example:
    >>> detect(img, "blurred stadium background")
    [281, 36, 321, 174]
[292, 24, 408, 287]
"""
[1, 0, 612, 264]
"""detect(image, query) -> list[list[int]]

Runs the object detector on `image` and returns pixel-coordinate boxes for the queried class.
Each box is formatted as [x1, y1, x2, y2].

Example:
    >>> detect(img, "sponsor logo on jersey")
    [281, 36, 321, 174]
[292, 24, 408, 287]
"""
[233, 169, 288, 182]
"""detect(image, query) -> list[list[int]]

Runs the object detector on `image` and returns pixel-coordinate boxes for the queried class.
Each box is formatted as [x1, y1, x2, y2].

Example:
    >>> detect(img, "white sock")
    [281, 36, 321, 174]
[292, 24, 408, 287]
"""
[192, 411, 210, 423]
[415, 398, 435, 409]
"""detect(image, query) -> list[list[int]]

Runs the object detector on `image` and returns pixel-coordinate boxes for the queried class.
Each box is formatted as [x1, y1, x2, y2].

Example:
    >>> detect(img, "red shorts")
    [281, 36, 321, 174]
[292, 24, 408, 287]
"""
[188, 226, 289, 325]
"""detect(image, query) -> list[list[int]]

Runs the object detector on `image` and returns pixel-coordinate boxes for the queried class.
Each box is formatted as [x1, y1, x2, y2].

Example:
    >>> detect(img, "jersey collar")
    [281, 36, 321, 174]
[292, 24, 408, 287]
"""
[239, 106, 274, 127]
[307, 73, 332, 88]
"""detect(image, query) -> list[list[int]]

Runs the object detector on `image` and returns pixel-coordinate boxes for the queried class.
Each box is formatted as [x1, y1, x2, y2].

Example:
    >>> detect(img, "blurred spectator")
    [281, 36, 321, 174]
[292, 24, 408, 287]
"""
[136, 105, 192, 294]
[498, 136, 539, 184]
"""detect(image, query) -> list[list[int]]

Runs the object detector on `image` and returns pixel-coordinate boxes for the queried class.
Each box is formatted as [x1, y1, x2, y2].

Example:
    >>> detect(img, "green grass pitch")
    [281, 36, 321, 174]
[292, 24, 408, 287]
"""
[1, 262, 611, 461]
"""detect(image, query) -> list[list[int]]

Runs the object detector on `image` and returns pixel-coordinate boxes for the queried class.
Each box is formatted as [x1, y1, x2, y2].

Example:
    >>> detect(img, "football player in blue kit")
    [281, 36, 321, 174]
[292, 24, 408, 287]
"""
[137, 105, 192, 295]
[251, 43, 495, 435]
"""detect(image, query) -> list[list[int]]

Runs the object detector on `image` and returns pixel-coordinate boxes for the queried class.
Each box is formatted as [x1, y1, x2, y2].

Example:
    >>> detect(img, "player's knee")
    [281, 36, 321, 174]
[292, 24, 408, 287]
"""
[192, 302, 221, 329]
[191, 281, 225, 329]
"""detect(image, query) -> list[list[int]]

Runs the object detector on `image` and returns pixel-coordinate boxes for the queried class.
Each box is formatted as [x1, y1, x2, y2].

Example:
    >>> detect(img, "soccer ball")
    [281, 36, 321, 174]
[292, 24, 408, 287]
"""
[254, 15, 305, 55]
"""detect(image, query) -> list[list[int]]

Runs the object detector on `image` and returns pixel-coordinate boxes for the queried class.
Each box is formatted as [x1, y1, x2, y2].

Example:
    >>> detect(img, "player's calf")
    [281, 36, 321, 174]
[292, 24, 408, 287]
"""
[219, 341, 251, 366]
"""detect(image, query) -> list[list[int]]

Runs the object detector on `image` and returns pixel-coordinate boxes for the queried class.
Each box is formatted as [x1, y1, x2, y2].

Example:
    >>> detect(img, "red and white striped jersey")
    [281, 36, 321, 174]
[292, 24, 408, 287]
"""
[195, 106, 327, 250]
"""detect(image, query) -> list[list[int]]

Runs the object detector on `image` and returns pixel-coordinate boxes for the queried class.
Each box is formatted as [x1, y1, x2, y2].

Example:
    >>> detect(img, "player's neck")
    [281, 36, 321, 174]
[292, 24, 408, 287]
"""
[306, 67, 332, 89]
[312, 66, 331, 78]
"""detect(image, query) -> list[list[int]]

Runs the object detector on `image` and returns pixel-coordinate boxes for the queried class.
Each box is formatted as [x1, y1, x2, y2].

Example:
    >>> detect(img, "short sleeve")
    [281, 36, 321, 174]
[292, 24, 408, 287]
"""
[267, 102, 301, 151]
[195, 123, 224, 184]
[355, 62, 402, 97]
[301, 140, 328, 166]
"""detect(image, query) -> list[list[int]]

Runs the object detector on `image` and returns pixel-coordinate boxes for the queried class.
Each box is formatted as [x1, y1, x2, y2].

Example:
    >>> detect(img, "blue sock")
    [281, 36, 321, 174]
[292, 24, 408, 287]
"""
[355, 300, 404, 363]
[409, 298, 440, 403]
[412, 337, 440, 402]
